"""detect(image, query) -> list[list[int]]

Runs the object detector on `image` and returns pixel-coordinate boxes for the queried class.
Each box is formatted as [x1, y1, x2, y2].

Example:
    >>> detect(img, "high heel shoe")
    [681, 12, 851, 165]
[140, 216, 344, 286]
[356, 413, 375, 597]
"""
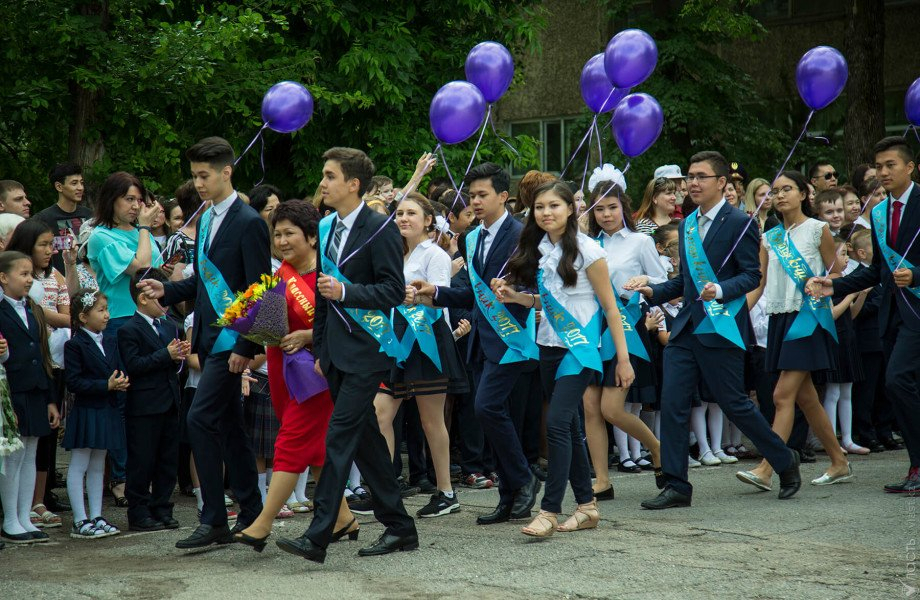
[521, 511, 557, 538]
[331, 518, 360, 542]
[234, 531, 269, 553]
[557, 500, 600, 532]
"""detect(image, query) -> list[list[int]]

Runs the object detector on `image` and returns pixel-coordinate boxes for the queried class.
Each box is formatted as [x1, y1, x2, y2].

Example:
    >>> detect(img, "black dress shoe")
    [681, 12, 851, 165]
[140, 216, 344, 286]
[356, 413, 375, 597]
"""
[641, 487, 692, 510]
[129, 517, 166, 532]
[29, 530, 50, 542]
[1, 530, 34, 544]
[477, 502, 512, 525]
[510, 472, 541, 518]
[235, 531, 269, 553]
[412, 478, 437, 494]
[777, 450, 801, 500]
[399, 480, 420, 498]
[44, 492, 71, 513]
[797, 447, 817, 464]
[865, 440, 886, 454]
[617, 460, 642, 473]
[156, 516, 180, 530]
[882, 437, 905, 451]
[175, 524, 233, 549]
[530, 463, 548, 482]
[594, 485, 615, 501]
[357, 531, 419, 557]
[276, 534, 326, 563]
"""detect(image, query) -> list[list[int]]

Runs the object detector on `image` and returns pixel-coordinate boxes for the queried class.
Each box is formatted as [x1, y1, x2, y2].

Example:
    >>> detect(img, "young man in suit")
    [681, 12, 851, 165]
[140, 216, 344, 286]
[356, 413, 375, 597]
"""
[138, 137, 270, 548]
[119, 271, 189, 532]
[810, 136, 920, 494]
[628, 151, 800, 509]
[276, 147, 416, 564]
[413, 163, 541, 525]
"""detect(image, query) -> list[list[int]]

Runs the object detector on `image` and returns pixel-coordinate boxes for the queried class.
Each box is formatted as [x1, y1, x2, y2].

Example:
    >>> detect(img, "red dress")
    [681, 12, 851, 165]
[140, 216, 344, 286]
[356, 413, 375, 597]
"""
[266, 268, 334, 473]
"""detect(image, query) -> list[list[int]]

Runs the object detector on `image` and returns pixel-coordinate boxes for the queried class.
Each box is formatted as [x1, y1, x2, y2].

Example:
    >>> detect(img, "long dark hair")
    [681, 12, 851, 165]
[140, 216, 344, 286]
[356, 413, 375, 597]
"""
[506, 181, 579, 288]
[586, 182, 635, 237]
[70, 288, 107, 331]
[6, 218, 53, 278]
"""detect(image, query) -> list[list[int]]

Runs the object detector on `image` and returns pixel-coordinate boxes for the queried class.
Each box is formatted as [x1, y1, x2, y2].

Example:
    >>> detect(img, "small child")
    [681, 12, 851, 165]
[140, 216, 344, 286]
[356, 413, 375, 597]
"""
[0, 251, 59, 544]
[814, 190, 845, 236]
[117, 271, 188, 531]
[63, 287, 127, 539]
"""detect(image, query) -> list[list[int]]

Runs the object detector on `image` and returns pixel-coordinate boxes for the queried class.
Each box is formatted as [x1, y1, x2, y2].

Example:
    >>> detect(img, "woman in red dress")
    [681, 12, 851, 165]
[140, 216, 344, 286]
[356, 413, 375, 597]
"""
[236, 201, 357, 551]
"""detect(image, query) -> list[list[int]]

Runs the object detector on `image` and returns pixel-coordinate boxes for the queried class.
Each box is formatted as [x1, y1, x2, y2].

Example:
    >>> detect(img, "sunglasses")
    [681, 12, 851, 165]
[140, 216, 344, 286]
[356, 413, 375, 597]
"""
[821, 171, 839, 180]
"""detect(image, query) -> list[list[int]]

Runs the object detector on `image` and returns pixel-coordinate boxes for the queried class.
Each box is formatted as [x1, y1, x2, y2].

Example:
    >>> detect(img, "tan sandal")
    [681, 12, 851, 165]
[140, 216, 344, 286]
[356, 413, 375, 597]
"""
[521, 511, 557, 537]
[556, 500, 599, 532]
[31, 504, 62, 529]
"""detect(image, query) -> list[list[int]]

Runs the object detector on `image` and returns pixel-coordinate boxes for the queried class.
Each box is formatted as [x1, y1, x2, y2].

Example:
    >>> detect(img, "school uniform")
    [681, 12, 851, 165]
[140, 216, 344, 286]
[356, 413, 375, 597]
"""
[0, 296, 53, 438]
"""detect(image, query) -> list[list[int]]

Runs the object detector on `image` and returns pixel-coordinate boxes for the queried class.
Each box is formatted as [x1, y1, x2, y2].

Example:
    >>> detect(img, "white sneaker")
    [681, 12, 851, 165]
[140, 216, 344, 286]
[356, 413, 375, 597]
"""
[714, 450, 739, 464]
[698, 451, 721, 466]
[688, 455, 702, 468]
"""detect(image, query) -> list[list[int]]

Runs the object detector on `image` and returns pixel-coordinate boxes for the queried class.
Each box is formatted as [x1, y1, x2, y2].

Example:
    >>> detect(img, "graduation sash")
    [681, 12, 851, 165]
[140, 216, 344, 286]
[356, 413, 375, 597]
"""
[198, 208, 239, 353]
[537, 269, 602, 379]
[396, 304, 443, 371]
[465, 226, 539, 364]
[872, 199, 920, 301]
[595, 234, 650, 361]
[318, 214, 403, 363]
[684, 209, 746, 349]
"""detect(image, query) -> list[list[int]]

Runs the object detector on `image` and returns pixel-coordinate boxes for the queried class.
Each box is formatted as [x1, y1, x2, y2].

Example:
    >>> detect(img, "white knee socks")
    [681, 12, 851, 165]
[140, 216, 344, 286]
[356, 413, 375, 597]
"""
[837, 383, 855, 446]
[67, 447, 92, 523]
[17, 436, 39, 533]
[0, 439, 28, 534]
[348, 462, 362, 492]
[691, 406, 711, 456]
[295, 469, 309, 503]
[823, 383, 842, 436]
[707, 403, 724, 453]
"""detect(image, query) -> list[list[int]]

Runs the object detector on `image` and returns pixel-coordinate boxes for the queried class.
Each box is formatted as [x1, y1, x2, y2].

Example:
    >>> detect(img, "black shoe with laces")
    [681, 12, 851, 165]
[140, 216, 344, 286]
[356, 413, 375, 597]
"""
[350, 497, 375, 515]
[416, 492, 460, 518]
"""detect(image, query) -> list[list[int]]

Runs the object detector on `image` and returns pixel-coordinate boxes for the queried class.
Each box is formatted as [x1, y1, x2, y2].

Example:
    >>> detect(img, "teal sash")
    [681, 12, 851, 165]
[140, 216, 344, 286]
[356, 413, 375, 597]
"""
[684, 210, 746, 349]
[198, 208, 239, 354]
[465, 227, 539, 364]
[872, 199, 920, 301]
[765, 225, 837, 341]
[595, 234, 650, 361]
[318, 214, 403, 363]
[536, 269, 602, 379]
[396, 304, 443, 371]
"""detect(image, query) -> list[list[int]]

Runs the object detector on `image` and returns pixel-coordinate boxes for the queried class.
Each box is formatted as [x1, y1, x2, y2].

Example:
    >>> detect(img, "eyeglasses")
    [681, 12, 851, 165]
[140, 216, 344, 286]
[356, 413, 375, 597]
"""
[768, 185, 796, 198]
[684, 174, 720, 183]
[822, 171, 839, 180]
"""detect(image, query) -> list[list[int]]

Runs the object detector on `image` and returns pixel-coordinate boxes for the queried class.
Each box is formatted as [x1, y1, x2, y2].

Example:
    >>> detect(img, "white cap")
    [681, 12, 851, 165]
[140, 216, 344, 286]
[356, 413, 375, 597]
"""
[654, 164, 683, 180]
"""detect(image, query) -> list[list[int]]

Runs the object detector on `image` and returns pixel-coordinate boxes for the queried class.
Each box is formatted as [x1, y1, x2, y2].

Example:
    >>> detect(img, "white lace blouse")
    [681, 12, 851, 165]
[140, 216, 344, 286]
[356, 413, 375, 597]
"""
[536, 232, 606, 348]
[763, 218, 828, 315]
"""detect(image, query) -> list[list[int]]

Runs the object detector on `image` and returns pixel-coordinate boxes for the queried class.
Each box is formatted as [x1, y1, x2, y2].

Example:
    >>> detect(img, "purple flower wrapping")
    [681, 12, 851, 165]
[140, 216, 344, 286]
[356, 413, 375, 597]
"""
[226, 284, 289, 346]
[282, 349, 329, 403]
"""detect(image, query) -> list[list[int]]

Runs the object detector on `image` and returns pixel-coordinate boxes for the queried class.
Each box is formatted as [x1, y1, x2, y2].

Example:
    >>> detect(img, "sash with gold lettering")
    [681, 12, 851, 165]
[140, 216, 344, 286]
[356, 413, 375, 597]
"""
[199, 208, 239, 353]
[277, 261, 316, 327]
[396, 304, 443, 371]
[275, 261, 329, 403]
[537, 269, 602, 379]
[765, 225, 838, 341]
[465, 226, 538, 364]
[872, 199, 920, 301]
[318, 214, 402, 363]
[595, 235, 650, 361]
[684, 209, 746, 349]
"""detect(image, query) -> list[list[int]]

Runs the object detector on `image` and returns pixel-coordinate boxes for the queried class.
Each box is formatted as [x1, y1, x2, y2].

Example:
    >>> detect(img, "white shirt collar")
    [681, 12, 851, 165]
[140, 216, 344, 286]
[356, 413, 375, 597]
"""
[336, 203, 364, 230]
[211, 191, 238, 216]
[701, 198, 727, 221]
[136, 311, 158, 329]
[892, 182, 914, 205]
[482, 209, 509, 237]
[601, 227, 631, 241]
[81, 327, 104, 344]
[3, 294, 26, 308]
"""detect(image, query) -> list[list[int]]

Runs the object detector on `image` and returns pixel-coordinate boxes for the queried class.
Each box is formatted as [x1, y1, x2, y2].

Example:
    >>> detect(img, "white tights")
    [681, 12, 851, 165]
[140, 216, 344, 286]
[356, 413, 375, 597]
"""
[67, 447, 107, 523]
[614, 403, 643, 462]
[691, 403, 723, 456]
[823, 383, 854, 445]
[0, 436, 40, 535]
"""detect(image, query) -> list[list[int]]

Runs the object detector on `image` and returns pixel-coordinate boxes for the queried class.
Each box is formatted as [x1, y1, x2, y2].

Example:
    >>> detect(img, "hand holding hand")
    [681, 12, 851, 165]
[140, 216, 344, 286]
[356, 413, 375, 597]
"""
[403, 285, 418, 305]
[228, 353, 251, 374]
[410, 280, 436, 298]
[700, 282, 717, 302]
[805, 276, 834, 298]
[623, 275, 649, 290]
[167, 339, 183, 361]
[317, 273, 343, 300]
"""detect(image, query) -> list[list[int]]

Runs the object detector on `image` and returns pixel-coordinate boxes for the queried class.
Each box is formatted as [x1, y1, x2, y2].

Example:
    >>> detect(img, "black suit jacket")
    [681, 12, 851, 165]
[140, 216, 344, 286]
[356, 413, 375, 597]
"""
[313, 204, 406, 374]
[116, 313, 181, 417]
[648, 202, 761, 349]
[834, 185, 920, 334]
[64, 329, 119, 409]
[0, 300, 50, 393]
[163, 196, 271, 358]
[850, 264, 883, 353]
[434, 211, 532, 363]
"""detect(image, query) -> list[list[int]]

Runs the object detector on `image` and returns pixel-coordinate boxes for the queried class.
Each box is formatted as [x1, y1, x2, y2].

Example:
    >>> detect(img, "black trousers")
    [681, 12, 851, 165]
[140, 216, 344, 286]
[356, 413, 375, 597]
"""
[187, 352, 262, 527]
[510, 359, 543, 465]
[852, 350, 897, 443]
[452, 366, 486, 475]
[307, 366, 415, 548]
[883, 324, 920, 467]
[126, 406, 179, 523]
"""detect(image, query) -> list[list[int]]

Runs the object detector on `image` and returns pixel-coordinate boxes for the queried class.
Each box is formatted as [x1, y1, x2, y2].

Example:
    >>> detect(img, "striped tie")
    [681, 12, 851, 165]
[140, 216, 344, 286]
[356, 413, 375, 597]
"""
[328, 220, 347, 264]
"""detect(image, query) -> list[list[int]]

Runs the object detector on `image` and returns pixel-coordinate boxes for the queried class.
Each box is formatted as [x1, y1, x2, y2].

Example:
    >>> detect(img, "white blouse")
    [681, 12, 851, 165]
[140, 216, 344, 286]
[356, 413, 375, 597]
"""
[597, 228, 668, 299]
[763, 218, 827, 315]
[536, 232, 606, 348]
[405, 239, 451, 322]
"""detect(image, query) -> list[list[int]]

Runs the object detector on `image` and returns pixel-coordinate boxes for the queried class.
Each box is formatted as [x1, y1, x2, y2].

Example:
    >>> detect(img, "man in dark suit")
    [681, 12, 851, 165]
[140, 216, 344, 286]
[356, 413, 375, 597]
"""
[629, 151, 800, 509]
[276, 147, 415, 564]
[413, 163, 541, 525]
[139, 137, 270, 548]
[811, 136, 920, 494]
[118, 271, 188, 531]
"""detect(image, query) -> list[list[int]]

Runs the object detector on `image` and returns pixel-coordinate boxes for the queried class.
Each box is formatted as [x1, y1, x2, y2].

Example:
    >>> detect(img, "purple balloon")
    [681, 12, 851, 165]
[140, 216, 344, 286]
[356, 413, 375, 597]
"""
[906, 77, 920, 126]
[580, 54, 630, 114]
[604, 29, 658, 89]
[465, 42, 514, 103]
[795, 46, 848, 111]
[430, 81, 487, 145]
[611, 93, 664, 158]
[261, 81, 314, 133]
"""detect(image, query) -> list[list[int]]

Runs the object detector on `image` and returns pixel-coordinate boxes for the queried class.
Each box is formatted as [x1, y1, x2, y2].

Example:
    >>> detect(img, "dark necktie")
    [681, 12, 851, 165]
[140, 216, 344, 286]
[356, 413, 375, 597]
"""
[327, 220, 347, 265]
[156, 318, 174, 346]
[891, 200, 903, 245]
[476, 230, 490, 270]
[202, 208, 216, 255]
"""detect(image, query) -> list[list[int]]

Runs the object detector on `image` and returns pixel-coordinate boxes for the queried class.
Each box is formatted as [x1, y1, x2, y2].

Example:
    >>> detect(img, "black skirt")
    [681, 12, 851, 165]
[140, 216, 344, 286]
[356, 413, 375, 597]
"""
[813, 311, 864, 384]
[600, 325, 658, 408]
[12, 388, 53, 438]
[385, 311, 469, 398]
[63, 403, 126, 451]
[765, 311, 838, 374]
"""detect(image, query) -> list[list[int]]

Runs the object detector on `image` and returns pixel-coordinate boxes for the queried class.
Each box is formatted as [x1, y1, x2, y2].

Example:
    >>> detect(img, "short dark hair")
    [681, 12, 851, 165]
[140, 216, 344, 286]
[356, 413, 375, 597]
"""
[369, 175, 393, 194]
[270, 199, 322, 246]
[0, 180, 24, 202]
[94, 172, 146, 228]
[464, 162, 510, 194]
[129, 268, 167, 306]
[814, 189, 843, 211]
[322, 147, 376, 197]
[248, 184, 283, 213]
[873, 136, 915, 165]
[439, 189, 470, 216]
[652, 222, 679, 247]
[186, 137, 235, 170]
[6, 218, 53, 277]
[688, 151, 730, 179]
[808, 160, 834, 180]
[174, 179, 202, 223]
[49, 162, 82, 186]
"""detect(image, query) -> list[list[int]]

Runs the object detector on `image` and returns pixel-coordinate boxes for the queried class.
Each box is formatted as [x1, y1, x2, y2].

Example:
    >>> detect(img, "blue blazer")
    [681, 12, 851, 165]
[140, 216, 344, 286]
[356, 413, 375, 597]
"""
[117, 313, 182, 417]
[163, 196, 271, 358]
[0, 299, 50, 393]
[64, 329, 120, 409]
[648, 202, 761, 349]
[835, 184, 920, 334]
[434, 211, 532, 363]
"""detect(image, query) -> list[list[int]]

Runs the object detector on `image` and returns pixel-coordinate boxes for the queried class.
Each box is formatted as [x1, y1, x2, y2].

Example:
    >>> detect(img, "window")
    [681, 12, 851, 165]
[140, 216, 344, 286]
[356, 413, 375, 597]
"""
[508, 117, 590, 177]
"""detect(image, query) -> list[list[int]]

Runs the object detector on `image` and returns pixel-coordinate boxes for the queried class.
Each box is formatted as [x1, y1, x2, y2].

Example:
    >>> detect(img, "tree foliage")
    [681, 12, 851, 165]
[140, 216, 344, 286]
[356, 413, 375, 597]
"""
[1, 0, 544, 208]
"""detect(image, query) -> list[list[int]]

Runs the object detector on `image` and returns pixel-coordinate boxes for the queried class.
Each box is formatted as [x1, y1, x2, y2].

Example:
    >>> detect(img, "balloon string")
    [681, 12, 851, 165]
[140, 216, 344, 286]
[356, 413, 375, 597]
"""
[559, 115, 598, 179]
[487, 104, 520, 157]
[464, 105, 492, 177]
[593, 118, 604, 167]
[138, 200, 209, 281]
[235, 123, 270, 167]
[715, 109, 815, 275]
[254, 133, 267, 187]
[578, 124, 594, 194]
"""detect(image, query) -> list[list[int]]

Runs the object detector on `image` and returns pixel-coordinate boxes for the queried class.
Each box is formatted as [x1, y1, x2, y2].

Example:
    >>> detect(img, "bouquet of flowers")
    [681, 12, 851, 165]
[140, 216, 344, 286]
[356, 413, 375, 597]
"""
[1, 363, 24, 458]
[216, 274, 327, 403]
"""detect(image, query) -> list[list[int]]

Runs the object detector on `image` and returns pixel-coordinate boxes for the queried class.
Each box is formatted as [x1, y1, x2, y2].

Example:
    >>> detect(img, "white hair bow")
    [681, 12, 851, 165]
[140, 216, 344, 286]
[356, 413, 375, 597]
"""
[588, 164, 627, 193]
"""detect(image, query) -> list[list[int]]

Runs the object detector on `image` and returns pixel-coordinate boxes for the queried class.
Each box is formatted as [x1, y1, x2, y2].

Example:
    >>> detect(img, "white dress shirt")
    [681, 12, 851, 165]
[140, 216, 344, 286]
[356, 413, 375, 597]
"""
[404, 239, 452, 323]
[890, 182, 915, 232]
[81, 327, 106, 356]
[206, 192, 239, 248]
[136, 311, 162, 337]
[696, 199, 727, 299]
[3, 294, 29, 328]
[536, 232, 606, 348]
[749, 295, 769, 349]
[478, 209, 509, 265]
[329, 203, 365, 301]
[597, 227, 667, 299]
